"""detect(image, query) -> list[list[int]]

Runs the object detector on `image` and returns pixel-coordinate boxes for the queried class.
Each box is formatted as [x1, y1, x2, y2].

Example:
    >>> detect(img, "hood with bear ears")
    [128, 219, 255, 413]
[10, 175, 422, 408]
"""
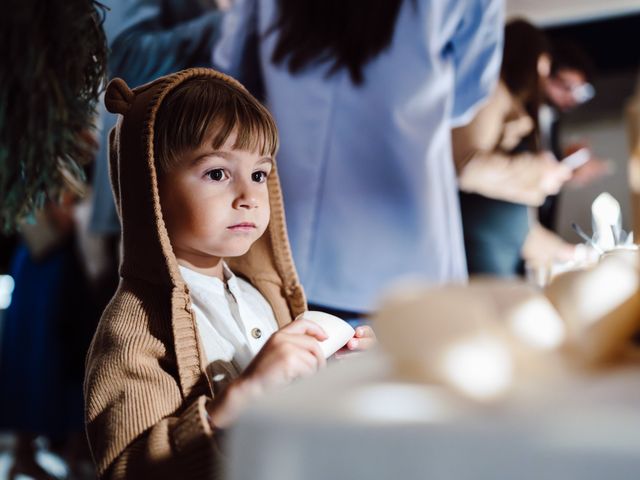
[104, 68, 306, 324]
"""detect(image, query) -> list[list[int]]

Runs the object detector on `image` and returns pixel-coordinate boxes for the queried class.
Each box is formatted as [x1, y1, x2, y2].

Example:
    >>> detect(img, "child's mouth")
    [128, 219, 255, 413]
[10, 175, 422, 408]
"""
[227, 222, 256, 232]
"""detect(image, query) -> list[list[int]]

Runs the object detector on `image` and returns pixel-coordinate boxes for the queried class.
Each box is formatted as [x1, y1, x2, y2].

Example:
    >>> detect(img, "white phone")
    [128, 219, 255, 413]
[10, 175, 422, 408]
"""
[561, 147, 590, 170]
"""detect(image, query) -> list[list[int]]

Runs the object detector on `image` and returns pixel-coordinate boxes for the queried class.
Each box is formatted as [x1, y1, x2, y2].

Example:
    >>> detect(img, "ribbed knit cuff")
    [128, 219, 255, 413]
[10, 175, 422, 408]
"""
[172, 395, 220, 479]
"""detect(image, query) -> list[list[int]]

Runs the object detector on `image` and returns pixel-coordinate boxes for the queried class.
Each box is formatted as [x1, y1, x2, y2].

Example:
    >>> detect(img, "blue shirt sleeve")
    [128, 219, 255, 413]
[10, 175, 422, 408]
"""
[109, 0, 222, 88]
[211, 0, 255, 78]
[450, 0, 505, 128]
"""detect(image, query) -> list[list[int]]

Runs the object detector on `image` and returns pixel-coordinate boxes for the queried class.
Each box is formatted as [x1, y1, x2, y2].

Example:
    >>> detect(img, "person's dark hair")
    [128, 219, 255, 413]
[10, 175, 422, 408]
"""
[550, 39, 595, 81]
[269, 0, 405, 85]
[501, 19, 551, 106]
[501, 19, 551, 148]
[154, 76, 279, 173]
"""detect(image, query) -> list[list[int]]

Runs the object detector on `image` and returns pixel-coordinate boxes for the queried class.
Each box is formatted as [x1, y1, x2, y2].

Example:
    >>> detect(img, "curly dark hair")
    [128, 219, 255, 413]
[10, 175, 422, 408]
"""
[0, 0, 108, 232]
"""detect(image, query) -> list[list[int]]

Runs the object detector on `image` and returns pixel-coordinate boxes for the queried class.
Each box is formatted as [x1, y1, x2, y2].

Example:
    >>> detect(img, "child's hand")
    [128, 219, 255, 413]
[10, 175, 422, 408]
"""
[345, 325, 376, 351]
[334, 326, 377, 360]
[241, 319, 328, 392]
[209, 319, 327, 428]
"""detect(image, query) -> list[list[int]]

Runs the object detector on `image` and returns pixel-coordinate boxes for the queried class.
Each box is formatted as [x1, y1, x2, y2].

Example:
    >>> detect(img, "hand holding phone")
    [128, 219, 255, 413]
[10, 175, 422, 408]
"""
[561, 148, 590, 170]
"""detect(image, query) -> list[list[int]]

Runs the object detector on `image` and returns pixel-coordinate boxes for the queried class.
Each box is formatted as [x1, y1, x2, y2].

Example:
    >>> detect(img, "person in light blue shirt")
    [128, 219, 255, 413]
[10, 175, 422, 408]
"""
[214, 0, 504, 317]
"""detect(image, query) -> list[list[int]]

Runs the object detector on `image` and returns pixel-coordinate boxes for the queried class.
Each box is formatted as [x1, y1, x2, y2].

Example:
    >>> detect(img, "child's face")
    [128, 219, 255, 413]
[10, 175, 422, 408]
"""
[159, 131, 273, 264]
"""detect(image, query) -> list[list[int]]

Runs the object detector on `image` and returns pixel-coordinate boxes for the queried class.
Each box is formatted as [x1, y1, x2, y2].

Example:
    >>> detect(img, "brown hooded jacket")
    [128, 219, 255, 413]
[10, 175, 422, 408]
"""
[84, 68, 306, 479]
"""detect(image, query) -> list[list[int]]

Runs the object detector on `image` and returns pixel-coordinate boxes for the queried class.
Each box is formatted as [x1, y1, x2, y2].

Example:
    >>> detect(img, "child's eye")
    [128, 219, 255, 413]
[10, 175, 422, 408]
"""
[205, 168, 227, 182]
[251, 171, 268, 183]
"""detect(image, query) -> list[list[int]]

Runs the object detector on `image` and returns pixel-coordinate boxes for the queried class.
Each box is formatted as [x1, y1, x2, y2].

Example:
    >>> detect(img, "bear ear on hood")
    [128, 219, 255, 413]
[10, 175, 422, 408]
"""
[105, 78, 135, 115]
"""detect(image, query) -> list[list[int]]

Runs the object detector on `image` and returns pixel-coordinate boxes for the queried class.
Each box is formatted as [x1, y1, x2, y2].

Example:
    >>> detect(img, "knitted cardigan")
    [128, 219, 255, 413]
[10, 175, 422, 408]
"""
[84, 68, 307, 479]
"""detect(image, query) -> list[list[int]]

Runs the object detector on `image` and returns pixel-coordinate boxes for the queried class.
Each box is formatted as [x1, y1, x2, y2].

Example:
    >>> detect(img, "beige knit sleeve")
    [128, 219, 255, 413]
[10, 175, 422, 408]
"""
[457, 151, 556, 206]
[452, 82, 552, 206]
[452, 81, 512, 174]
[103, 396, 224, 480]
[85, 284, 224, 480]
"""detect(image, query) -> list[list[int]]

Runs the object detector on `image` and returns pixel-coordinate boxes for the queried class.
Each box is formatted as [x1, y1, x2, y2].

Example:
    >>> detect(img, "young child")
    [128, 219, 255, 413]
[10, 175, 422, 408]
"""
[84, 68, 374, 479]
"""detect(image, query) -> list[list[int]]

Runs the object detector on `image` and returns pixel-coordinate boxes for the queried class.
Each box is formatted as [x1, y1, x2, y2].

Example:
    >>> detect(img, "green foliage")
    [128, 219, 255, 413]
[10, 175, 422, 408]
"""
[0, 1, 107, 232]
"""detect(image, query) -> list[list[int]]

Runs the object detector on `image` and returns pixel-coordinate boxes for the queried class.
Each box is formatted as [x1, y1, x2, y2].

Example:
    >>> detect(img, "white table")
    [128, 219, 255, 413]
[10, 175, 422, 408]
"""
[227, 352, 640, 480]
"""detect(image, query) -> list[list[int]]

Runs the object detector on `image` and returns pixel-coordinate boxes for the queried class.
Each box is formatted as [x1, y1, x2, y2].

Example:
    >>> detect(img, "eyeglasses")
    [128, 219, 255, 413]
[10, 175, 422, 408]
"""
[571, 82, 595, 104]
[549, 75, 596, 104]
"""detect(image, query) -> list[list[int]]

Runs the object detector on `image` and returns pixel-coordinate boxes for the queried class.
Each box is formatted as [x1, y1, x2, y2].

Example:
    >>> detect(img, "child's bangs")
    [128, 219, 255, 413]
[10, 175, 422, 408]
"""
[207, 95, 279, 158]
[154, 77, 279, 173]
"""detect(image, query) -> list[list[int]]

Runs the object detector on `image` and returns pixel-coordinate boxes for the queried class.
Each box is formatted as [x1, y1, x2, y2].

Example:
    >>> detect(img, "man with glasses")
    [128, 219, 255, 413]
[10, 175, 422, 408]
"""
[538, 39, 610, 230]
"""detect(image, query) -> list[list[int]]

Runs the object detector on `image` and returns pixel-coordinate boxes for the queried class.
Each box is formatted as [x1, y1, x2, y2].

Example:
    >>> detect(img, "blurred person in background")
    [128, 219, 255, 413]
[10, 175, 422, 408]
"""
[626, 75, 640, 239]
[215, 0, 505, 322]
[0, 0, 106, 478]
[78, 0, 129, 326]
[105, 0, 226, 93]
[454, 19, 575, 277]
[538, 39, 611, 231]
[0, 182, 99, 480]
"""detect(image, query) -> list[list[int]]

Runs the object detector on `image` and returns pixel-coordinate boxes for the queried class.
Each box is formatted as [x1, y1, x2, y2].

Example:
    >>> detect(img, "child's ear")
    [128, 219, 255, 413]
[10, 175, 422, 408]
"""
[105, 78, 135, 115]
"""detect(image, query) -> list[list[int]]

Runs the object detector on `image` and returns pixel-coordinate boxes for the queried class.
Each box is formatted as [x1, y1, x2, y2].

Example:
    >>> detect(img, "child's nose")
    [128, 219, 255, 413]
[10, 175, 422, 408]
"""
[233, 182, 259, 210]
[234, 196, 258, 209]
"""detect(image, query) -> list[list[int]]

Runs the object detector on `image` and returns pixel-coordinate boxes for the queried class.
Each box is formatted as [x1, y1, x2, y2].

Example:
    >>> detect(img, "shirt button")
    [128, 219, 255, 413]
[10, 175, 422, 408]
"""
[251, 327, 262, 339]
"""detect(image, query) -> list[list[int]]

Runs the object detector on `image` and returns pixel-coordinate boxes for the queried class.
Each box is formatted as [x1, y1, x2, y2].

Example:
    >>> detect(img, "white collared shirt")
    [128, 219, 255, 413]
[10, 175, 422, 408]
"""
[179, 263, 278, 371]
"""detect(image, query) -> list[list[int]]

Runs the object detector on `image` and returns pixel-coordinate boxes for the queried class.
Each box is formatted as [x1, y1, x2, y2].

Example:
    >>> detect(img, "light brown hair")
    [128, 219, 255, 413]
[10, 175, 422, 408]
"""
[153, 76, 279, 172]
